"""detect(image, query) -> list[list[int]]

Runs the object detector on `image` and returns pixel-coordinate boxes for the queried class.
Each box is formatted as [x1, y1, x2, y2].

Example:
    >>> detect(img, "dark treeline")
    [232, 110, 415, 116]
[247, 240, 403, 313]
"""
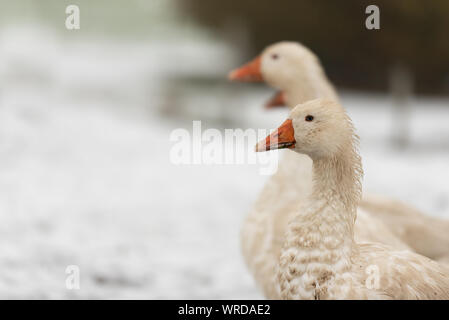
[179, 0, 449, 95]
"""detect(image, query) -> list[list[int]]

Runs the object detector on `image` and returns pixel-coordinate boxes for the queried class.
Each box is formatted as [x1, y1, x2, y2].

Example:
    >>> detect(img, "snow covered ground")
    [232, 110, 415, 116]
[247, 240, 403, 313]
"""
[0, 27, 448, 299]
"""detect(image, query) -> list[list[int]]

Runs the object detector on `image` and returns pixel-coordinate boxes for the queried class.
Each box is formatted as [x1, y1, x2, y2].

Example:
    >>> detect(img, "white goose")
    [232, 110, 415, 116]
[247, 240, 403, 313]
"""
[256, 99, 449, 299]
[229, 41, 449, 298]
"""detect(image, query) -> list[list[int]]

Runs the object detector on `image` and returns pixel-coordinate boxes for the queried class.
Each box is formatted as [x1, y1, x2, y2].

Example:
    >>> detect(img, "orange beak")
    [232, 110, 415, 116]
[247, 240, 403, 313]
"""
[255, 119, 296, 152]
[228, 56, 263, 82]
[265, 91, 286, 109]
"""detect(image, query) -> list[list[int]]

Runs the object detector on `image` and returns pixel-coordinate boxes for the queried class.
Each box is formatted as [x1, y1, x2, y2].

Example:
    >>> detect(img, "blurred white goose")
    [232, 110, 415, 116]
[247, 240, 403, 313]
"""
[229, 41, 449, 298]
[256, 99, 449, 299]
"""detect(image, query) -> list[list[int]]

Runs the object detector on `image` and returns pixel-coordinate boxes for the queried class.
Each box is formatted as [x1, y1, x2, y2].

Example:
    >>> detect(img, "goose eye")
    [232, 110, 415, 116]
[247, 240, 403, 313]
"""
[305, 115, 314, 122]
[271, 53, 279, 60]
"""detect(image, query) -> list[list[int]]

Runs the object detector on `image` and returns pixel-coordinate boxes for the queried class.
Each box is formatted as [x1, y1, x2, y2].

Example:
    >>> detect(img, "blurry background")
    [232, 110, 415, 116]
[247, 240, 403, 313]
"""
[0, 0, 448, 298]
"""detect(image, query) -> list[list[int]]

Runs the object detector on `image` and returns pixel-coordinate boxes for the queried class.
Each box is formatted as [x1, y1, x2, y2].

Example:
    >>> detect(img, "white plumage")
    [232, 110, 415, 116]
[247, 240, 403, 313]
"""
[230, 41, 449, 298]
[258, 99, 449, 299]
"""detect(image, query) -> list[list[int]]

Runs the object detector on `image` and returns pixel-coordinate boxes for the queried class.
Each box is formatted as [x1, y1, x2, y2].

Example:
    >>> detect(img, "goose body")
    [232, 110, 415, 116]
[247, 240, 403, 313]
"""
[241, 150, 410, 298]
[257, 99, 449, 299]
[230, 42, 449, 298]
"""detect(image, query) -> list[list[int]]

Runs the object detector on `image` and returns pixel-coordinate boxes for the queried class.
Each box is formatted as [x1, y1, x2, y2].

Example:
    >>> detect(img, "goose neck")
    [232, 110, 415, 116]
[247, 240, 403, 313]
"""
[284, 63, 339, 107]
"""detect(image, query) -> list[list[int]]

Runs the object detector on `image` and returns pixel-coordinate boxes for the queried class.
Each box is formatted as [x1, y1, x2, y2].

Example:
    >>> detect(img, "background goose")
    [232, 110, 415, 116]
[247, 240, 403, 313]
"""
[264, 91, 286, 109]
[256, 99, 449, 299]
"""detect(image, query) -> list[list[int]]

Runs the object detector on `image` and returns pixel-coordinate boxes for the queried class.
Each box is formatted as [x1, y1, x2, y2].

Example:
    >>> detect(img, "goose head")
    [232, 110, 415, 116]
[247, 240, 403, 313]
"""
[229, 41, 320, 106]
[255, 99, 353, 160]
